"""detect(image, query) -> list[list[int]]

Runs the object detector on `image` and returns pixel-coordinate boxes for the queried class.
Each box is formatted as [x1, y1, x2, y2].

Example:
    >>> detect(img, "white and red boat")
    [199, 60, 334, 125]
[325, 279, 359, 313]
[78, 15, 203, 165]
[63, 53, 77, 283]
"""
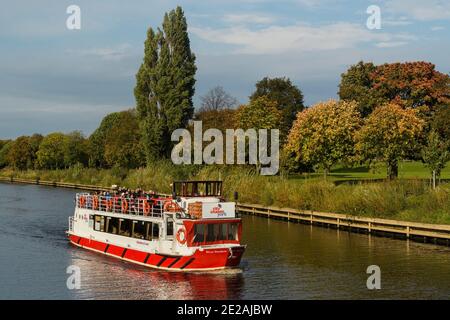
[67, 180, 246, 271]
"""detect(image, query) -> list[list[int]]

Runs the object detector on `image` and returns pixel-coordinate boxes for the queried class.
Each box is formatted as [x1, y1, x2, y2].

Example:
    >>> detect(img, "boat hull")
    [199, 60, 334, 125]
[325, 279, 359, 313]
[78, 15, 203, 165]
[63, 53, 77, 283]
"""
[68, 234, 245, 272]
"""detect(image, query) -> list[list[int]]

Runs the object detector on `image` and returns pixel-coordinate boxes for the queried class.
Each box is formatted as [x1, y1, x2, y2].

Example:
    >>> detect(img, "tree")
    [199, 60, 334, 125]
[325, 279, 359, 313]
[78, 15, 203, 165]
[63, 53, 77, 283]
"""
[421, 130, 449, 189]
[356, 103, 425, 180]
[194, 108, 237, 133]
[7, 136, 33, 170]
[250, 77, 304, 142]
[234, 96, 282, 130]
[89, 110, 144, 168]
[0, 140, 12, 168]
[431, 105, 450, 150]
[29, 134, 43, 169]
[284, 100, 361, 178]
[199, 86, 238, 112]
[339, 61, 450, 117]
[338, 61, 380, 117]
[135, 6, 196, 163]
[64, 131, 89, 168]
[36, 133, 67, 169]
[103, 112, 145, 168]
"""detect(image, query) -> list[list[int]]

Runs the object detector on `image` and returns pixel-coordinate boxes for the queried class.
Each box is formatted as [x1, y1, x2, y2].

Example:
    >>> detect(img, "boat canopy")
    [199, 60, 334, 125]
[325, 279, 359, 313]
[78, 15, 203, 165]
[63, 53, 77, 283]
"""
[172, 180, 223, 197]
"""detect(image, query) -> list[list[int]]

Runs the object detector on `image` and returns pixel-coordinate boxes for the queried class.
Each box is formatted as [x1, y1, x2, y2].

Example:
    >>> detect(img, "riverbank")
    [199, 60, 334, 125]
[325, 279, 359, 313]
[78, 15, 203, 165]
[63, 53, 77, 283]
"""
[1, 163, 449, 224]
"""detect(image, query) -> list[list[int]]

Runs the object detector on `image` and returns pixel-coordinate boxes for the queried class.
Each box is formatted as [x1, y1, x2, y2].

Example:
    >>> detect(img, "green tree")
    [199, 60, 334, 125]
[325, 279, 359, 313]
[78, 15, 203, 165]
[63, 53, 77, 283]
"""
[29, 134, 43, 168]
[284, 100, 362, 178]
[0, 140, 12, 168]
[103, 112, 145, 168]
[250, 77, 304, 142]
[89, 111, 128, 167]
[36, 133, 67, 169]
[64, 131, 89, 167]
[431, 105, 450, 150]
[356, 103, 425, 180]
[422, 130, 449, 189]
[338, 61, 380, 117]
[135, 6, 196, 163]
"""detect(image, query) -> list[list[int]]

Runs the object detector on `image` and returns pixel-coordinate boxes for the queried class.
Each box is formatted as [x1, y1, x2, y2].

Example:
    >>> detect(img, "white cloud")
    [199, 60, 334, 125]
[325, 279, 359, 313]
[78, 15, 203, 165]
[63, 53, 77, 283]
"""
[385, 0, 450, 21]
[190, 22, 415, 54]
[223, 13, 275, 24]
[431, 26, 445, 31]
[67, 44, 133, 61]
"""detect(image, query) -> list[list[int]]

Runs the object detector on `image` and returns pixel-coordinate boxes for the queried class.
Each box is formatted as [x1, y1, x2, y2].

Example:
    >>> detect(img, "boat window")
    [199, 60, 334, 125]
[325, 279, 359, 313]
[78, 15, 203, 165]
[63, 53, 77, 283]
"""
[107, 217, 120, 234]
[206, 224, 216, 242]
[119, 219, 131, 237]
[132, 220, 146, 239]
[94, 215, 105, 232]
[166, 218, 174, 237]
[193, 224, 205, 243]
[153, 223, 160, 238]
[192, 222, 239, 244]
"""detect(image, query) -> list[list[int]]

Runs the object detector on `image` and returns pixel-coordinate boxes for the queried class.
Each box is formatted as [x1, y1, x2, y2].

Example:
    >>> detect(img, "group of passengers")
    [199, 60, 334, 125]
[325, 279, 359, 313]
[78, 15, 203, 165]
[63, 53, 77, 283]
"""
[80, 185, 163, 215]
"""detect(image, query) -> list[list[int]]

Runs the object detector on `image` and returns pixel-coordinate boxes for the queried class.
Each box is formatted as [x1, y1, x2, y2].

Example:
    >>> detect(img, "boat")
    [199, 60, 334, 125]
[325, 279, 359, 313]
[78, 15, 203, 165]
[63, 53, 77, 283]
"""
[67, 180, 246, 271]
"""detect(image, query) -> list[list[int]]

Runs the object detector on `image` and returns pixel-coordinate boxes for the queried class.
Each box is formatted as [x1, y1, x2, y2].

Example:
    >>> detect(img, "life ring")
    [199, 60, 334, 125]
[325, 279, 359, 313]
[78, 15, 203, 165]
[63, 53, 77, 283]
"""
[106, 199, 113, 211]
[79, 196, 86, 208]
[163, 201, 180, 212]
[92, 196, 99, 210]
[143, 200, 151, 216]
[121, 199, 129, 213]
[176, 227, 187, 245]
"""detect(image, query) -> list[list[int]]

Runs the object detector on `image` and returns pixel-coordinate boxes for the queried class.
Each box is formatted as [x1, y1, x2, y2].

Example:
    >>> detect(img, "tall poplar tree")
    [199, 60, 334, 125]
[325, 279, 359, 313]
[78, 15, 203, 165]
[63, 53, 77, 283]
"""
[135, 6, 196, 163]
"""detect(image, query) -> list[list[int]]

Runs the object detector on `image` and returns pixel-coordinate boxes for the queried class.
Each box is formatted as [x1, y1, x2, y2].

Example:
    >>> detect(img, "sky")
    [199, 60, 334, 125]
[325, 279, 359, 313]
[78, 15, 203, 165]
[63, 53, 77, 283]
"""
[0, 0, 449, 139]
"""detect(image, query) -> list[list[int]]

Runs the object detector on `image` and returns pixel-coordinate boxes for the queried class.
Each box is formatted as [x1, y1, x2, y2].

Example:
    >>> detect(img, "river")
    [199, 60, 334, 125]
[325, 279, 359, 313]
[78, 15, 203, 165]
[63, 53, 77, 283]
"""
[0, 182, 449, 299]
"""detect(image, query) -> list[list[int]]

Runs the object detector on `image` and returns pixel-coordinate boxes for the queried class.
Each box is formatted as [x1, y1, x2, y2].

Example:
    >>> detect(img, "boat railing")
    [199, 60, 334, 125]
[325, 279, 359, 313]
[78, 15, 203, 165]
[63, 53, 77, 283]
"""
[68, 216, 74, 232]
[75, 193, 167, 217]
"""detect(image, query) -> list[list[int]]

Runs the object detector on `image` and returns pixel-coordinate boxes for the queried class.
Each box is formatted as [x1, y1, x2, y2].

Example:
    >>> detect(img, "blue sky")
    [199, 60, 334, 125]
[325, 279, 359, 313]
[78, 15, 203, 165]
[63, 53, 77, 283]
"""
[0, 0, 449, 138]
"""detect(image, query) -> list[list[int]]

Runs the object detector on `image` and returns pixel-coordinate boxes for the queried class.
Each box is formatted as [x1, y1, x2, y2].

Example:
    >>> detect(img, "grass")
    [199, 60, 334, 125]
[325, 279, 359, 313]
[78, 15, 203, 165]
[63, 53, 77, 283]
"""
[1, 161, 449, 225]
[289, 161, 450, 181]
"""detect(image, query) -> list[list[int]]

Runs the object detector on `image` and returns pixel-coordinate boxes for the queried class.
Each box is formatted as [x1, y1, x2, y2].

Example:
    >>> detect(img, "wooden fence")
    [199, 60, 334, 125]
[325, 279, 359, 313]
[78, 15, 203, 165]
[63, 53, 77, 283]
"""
[236, 203, 450, 245]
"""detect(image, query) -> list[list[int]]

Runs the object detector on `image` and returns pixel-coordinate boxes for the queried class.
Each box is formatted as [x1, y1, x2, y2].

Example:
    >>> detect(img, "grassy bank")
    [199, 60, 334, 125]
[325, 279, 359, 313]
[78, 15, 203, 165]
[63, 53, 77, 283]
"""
[1, 161, 449, 225]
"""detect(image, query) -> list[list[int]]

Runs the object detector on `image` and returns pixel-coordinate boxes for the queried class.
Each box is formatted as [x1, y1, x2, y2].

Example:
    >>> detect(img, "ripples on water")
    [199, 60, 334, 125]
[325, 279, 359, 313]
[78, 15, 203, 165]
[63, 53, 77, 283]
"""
[0, 183, 449, 299]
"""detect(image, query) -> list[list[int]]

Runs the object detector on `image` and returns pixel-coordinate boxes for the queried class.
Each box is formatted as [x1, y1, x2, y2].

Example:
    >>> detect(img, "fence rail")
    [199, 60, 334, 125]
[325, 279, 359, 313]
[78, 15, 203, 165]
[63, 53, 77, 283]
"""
[236, 203, 450, 245]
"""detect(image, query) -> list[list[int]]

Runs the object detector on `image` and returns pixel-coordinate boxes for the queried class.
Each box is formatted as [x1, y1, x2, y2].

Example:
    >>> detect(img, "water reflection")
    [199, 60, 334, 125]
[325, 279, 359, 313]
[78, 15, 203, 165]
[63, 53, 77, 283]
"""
[69, 248, 245, 300]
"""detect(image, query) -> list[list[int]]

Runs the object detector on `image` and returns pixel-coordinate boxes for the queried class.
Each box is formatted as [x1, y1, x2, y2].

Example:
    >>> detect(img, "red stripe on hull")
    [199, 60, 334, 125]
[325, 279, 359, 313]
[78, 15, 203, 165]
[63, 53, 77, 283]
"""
[106, 244, 124, 257]
[68, 234, 244, 271]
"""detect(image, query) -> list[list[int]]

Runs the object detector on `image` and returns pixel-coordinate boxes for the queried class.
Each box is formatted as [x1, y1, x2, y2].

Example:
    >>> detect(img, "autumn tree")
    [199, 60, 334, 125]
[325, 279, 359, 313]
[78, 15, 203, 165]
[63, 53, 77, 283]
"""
[199, 86, 238, 112]
[356, 103, 425, 180]
[250, 77, 304, 142]
[284, 100, 361, 178]
[234, 96, 282, 130]
[135, 6, 196, 163]
[339, 61, 450, 117]
[7, 136, 33, 170]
